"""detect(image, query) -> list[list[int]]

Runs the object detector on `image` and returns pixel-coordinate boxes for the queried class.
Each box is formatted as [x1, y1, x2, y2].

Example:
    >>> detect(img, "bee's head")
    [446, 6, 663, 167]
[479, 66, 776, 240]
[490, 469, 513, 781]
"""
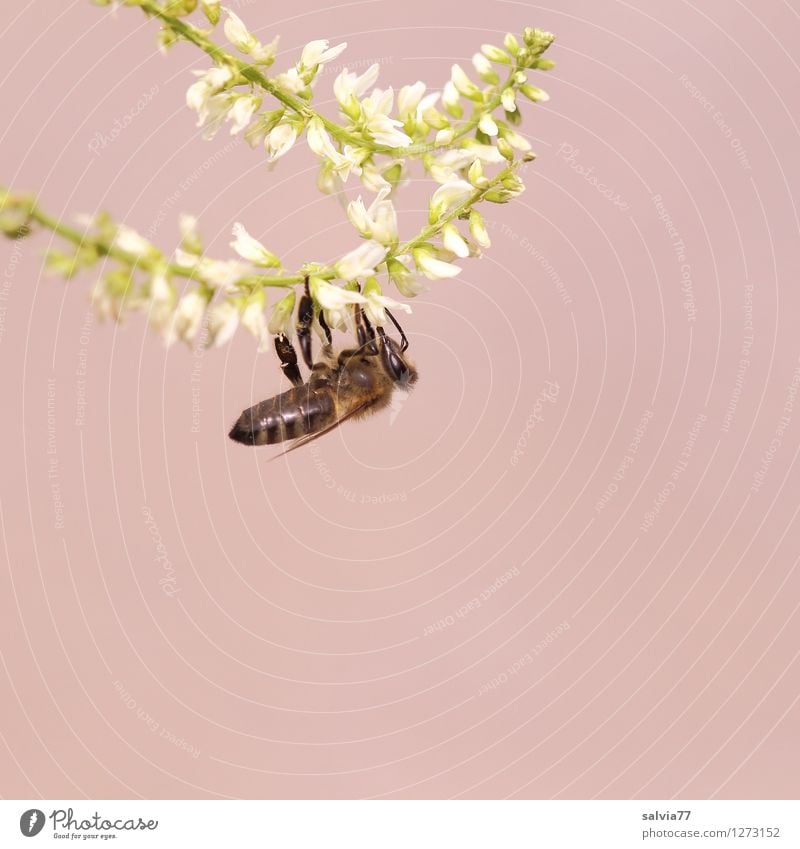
[379, 334, 418, 388]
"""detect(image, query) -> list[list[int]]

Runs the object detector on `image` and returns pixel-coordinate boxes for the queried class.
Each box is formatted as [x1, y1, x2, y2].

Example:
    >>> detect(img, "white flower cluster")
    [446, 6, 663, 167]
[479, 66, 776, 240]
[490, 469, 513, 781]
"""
[13, 6, 556, 356]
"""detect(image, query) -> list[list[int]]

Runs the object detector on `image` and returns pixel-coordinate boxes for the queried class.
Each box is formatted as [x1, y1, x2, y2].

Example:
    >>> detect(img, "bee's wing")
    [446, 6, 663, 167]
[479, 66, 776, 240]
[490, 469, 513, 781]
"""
[271, 400, 373, 458]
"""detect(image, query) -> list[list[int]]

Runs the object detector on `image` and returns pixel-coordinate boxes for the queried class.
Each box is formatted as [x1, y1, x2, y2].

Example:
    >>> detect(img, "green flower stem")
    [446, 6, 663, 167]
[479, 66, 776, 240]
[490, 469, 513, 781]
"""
[16, 153, 519, 296]
[25, 197, 295, 289]
[138, 1, 513, 158]
[394, 161, 522, 257]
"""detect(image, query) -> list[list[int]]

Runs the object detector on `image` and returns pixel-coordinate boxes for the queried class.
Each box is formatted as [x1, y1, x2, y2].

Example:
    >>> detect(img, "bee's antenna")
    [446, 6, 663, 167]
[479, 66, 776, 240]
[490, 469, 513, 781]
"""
[385, 308, 409, 352]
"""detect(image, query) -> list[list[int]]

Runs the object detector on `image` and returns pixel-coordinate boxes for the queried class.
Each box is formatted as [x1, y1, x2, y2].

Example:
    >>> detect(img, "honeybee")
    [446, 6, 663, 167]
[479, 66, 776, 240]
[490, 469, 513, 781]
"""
[228, 282, 416, 450]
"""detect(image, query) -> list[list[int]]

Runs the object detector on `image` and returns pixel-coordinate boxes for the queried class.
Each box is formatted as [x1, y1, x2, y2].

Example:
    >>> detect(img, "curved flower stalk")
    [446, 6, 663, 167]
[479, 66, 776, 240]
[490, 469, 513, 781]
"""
[2, 1, 556, 351]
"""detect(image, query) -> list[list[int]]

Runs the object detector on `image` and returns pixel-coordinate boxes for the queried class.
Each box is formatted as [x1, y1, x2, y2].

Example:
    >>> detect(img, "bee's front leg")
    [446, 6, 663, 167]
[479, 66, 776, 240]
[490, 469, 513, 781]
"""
[296, 283, 314, 370]
[274, 333, 303, 387]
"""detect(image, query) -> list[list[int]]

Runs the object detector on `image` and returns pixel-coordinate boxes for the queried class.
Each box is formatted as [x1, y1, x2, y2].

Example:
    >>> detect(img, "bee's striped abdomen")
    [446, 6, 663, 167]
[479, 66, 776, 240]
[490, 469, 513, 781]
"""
[228, 384, 337, 445]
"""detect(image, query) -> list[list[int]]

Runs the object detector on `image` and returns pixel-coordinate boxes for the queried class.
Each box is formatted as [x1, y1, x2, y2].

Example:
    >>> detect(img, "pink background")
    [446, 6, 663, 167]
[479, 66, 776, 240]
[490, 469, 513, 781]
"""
[1, 0, 799, 799]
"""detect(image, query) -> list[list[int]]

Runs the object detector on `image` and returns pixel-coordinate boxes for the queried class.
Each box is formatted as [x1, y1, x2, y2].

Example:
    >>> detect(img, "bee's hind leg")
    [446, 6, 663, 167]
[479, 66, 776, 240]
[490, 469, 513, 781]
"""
[274, 333, 303, 387]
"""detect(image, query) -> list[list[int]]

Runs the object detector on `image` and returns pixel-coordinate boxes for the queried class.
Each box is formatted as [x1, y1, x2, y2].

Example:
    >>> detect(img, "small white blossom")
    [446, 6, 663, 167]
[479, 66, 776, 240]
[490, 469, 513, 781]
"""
[427, 145, 503, 183]
[334, 240, 387, 280]
[251, 35, 280, 65]
[397, 81, 426, 118]
[266, 290, 295, 337]
[174, 249, 250, 291]
[417, 91, 442, 124]
[309, 276, 365, 331]
[186, 66, 234, 123]
[359, 88, 412, 147]
[226, 94, 261, 135]
[91, 280, 122, 323]
[196, 93, 234, 139]
[223, 7, 258, 54]
[266, 123, 297, 161]
[429, 179, 474, 221]
[413, 247, 462, 279]
[274, 68, 307, 95]
[178, 213, 202, 254]
[460, 141, 506, 163]
[114, 225, 154, 258]
[501, 87, 517, 112]
[300, 39, 347, 69]
[362, 277, 412, 326]
[147, 269, 176, 332]
[167, 290, 207, 345]
[206, 299, 240, 348]
[346, 187, 398, 246]
[359, 161, 391, 192]
[230, 223, 280, 267]
[441, 223, 470, 258]
[306, 118, 362, 181]
[388, 256, 427, 297]
[334, 64, 380, 115]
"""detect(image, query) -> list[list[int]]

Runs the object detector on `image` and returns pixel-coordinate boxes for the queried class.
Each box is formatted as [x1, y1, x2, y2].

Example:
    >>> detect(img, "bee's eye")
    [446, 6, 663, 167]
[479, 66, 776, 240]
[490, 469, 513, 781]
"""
[381, 340, 409, 383]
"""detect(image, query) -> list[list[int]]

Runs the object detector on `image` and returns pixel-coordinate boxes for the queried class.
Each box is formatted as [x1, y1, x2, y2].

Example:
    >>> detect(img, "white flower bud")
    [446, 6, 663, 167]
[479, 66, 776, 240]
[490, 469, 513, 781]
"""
[503, 33, 520, 55]
[362, 277, 412, 326]
[147, 269, 176, 333]
[501, 88, 517, 112]
[167, 290, 207, 345]
[441, 81, 462, 119]
[242, 292, 269, 351]
[478, 114, 498, 136]
[499, 126, 532, 151]
[467, 158, 488, 188]
[429, 179, 474, 222]
[451, 64, 481, 99]
[397, 81, 426, 117]
[300, 39, 347, 69]
[520, 84, 550, 102]
[441, 223, 469, 258]
[206, 299, 240, 348]
[114, 225, 154, 259]
[435, 128, 454, 146]
[413, 247, 462, 279]
[387, 257, 426, 297]
[227, 94, 261, 135]
[266, 122, 297, 161]
[469, 210, 491, 249]
[481, 44, 511, 64]
[472, 53, 499, 84]
[178, 213, 202, 255]
[334, 240, 387, 280]
[230, 223, 281, 267]
[266, 290, 295, 338]
[251, 35, 280, 65]
[346, 188, 398, 246]
[223, 8, 258, 54]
